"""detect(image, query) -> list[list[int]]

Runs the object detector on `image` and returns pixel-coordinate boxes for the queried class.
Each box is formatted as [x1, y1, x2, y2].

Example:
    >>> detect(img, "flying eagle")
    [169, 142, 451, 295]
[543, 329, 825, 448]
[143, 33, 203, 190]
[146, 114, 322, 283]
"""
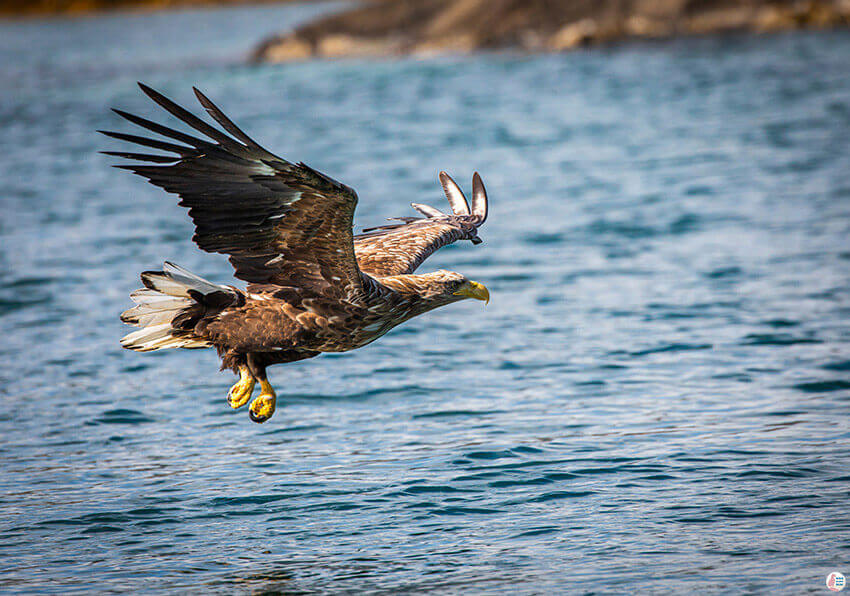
[104, 84, 490, 423]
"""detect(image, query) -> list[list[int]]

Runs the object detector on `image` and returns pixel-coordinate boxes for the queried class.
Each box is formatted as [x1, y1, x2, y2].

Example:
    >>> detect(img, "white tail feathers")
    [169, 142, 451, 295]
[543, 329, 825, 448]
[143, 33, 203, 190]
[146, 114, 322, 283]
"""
[121, 323, 210, 352]
[139, 261, 225, 298]
[122, 291, 192, 328]
[120, 262, 234, 352]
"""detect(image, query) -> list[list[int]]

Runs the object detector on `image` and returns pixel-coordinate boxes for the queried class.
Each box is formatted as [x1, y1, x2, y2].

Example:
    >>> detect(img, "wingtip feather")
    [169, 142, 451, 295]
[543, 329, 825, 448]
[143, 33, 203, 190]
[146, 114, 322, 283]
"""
[471, 171, 488, 222]
[411, 202, 444, 218]
[438, 171, 471, 216]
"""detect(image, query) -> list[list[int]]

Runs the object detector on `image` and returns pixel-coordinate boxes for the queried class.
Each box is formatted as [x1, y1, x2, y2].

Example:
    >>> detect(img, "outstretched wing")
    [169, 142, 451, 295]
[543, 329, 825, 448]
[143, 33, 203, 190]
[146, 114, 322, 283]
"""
[354, 172, 489, 277]
[101, 83, 363, 300]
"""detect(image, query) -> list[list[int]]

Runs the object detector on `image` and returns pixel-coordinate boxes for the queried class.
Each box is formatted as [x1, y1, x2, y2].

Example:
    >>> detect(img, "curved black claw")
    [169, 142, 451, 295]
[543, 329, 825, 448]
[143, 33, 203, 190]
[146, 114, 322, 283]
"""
[248, 390, 275, 424]
[227, 394, 247, 409]
[248, 409, 270, 424]
[226, 367, 254, 409]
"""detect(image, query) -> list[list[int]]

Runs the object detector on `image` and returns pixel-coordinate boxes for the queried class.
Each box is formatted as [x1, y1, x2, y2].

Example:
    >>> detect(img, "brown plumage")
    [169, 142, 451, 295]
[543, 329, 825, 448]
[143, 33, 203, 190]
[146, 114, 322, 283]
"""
[105, 84, 491, 423]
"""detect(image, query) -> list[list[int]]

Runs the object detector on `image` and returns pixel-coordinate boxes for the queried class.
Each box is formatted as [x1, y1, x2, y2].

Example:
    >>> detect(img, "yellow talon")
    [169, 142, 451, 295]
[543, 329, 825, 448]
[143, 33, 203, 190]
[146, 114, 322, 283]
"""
[249, 379, 276, 423]
[227, 366, 255, 409]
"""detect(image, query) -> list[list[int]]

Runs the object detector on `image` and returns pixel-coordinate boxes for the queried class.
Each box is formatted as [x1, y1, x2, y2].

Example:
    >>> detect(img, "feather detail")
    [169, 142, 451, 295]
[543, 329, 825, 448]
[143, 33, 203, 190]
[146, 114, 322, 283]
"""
[354, 171, 490, 276]
[411, 203, 444, 218]
[102, 84, 364, 296]
[439, 171, 471, 215]
[121, 262, 237, 352]
[471, 172, 488, 222]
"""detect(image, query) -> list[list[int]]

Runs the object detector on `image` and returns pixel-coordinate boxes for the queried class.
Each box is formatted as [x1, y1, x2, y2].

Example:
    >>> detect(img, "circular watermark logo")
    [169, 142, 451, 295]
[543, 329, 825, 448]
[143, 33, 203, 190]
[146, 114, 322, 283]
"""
[827, 572, 846, 592]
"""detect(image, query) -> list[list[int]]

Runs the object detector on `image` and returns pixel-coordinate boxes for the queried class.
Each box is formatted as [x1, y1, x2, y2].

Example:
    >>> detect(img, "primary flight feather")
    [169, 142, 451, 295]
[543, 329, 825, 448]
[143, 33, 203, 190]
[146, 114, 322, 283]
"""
[105, 83, 491, 423]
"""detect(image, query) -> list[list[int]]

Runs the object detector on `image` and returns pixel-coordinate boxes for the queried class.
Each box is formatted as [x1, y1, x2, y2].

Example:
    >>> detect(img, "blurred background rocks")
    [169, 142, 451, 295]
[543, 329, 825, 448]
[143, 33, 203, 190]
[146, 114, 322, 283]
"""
[252, 0, 850, 62]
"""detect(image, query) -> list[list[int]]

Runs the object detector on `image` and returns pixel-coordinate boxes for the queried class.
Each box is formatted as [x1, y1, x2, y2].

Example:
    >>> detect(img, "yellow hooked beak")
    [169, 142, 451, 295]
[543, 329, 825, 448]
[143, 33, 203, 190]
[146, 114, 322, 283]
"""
[453, 280, 490, 305]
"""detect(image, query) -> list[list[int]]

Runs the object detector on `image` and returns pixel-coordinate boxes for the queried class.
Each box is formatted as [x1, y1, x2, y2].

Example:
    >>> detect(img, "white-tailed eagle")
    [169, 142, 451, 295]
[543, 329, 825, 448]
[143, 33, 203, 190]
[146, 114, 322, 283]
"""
[105, 84, 490, 423]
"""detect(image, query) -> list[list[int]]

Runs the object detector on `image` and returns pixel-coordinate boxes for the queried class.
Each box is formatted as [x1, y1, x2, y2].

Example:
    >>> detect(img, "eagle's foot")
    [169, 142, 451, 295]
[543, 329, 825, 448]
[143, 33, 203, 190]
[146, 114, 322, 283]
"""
[248, 380, 276, 423]
[227, 366, 255, 409]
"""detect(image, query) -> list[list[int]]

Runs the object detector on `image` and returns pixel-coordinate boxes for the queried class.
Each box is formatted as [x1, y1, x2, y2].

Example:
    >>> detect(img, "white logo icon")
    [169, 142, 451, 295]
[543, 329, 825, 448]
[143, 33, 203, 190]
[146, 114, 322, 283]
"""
[827, 572, 846, 592]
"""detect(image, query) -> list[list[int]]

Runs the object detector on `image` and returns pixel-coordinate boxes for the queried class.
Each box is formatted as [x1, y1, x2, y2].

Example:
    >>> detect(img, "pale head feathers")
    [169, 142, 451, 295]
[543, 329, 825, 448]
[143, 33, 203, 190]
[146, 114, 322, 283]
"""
[379, 269, 467, 301]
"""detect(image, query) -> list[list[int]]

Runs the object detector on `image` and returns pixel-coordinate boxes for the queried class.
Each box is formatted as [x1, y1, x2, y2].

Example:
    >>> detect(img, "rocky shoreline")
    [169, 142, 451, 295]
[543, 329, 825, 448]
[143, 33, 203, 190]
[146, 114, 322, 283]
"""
[253, 0, 850, 62]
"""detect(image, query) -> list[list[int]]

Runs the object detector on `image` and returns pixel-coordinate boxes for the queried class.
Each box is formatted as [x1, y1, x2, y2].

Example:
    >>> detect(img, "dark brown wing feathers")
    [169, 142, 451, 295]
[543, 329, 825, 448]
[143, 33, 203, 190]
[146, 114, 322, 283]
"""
[101, 83, 362, 299]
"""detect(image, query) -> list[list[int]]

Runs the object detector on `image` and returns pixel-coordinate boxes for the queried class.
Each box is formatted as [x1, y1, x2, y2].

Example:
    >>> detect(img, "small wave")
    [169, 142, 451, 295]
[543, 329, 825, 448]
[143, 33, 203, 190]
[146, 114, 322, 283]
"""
[523, 490, 595, 503]
[522, 232, 564, 245]
[704, 266, 743, 279]
[510, 526, 560, 538]
[85, 409, 155, 426]
[401, 485, 470, 495]
[261, 424, 326, 435]
[822, 360, 850, 371]
[741, 333, 821, 346]
[761, 318, 799, 328]
[0, 296, 52, 317]
[464, 450, 519, 461]
[80, 525, 124, 534]
[792, 380, 850, 393]
[208, 494, 295, 507]
[488, 476, 552, 488]
[630, 343, 712, 356]
[412, 410, 505, 419]
[422, 506, 501, 516]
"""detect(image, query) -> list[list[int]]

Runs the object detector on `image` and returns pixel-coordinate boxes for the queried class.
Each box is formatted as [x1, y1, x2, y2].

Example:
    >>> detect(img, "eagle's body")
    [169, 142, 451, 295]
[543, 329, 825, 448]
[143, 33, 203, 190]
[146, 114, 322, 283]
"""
[107, 84, 490, 423]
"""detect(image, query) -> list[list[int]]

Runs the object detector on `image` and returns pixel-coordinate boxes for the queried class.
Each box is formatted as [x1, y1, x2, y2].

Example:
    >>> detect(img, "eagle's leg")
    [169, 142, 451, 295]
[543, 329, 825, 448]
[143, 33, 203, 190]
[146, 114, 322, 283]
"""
[227, 365, 255, 409]
[247, 354, 276, 424]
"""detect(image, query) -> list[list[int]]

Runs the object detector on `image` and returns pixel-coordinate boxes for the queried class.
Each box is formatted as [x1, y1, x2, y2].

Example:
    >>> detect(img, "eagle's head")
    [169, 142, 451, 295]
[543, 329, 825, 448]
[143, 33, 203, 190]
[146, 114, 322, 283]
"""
[435, 270, 490, 305]
[389, 269, 489, 309]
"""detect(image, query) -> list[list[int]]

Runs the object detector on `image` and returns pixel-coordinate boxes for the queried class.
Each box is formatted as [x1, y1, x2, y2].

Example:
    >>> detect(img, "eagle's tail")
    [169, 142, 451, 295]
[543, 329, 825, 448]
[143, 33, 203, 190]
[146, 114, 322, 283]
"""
[120, 261, 236, 352]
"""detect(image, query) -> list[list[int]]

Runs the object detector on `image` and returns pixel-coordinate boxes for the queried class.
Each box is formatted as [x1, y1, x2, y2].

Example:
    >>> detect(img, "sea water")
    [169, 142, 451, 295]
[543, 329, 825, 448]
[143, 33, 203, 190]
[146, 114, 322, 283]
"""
[1, 4, 849, 592]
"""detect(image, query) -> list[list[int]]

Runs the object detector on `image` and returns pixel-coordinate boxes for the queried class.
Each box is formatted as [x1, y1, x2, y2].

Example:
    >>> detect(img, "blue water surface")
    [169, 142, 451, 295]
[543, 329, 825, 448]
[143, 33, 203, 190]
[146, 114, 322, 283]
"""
[1, 3, 849, 593]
